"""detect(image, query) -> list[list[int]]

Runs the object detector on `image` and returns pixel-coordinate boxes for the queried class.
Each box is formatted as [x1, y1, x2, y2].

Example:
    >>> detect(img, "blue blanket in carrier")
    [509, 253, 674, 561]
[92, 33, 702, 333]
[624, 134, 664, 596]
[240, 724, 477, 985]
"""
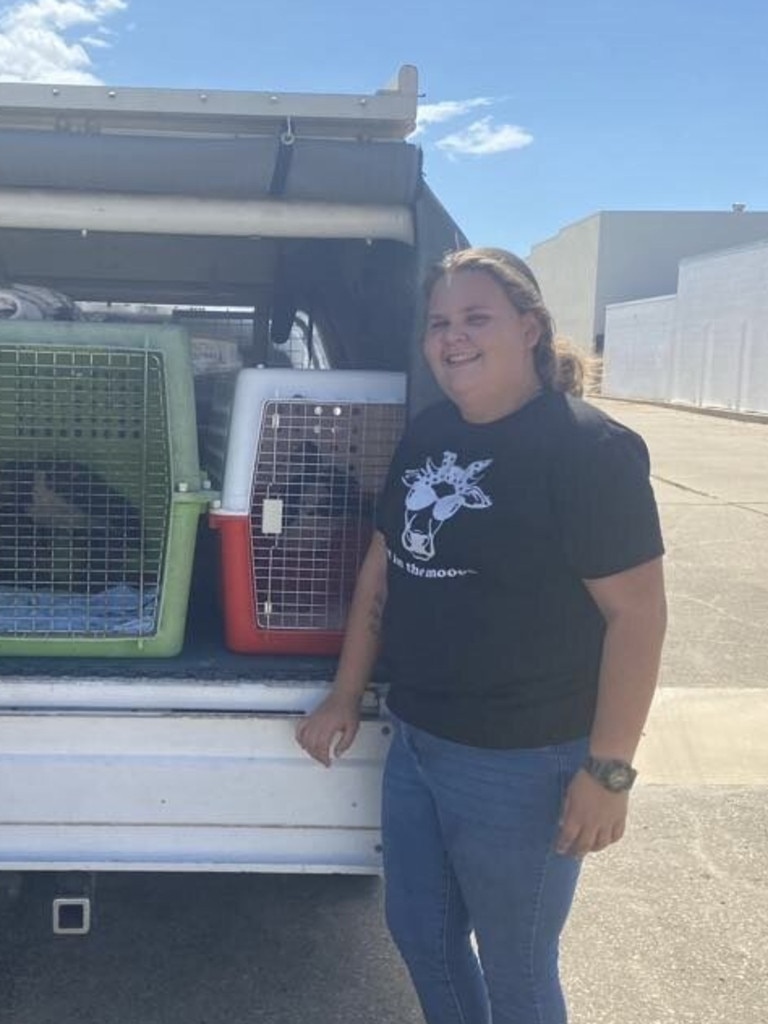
[0, 585, 158, 636]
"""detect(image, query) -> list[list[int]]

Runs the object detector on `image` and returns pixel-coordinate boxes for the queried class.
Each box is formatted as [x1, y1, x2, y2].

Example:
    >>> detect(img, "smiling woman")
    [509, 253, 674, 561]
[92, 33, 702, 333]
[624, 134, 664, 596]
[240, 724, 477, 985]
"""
[297, 246, 667, 1024]
[422, 247, 589, 420]
[423, 268, 543, 423]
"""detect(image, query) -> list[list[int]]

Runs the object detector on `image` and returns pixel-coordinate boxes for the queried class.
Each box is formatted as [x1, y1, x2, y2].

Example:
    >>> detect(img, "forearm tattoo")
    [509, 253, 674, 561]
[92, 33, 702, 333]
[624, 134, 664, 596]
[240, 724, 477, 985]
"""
[367, 590, 385, 639]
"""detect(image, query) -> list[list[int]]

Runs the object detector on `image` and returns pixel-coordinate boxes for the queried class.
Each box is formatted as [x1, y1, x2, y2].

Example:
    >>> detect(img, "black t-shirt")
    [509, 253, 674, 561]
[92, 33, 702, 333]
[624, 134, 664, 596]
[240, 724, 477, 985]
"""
[375, 391, 664, 749]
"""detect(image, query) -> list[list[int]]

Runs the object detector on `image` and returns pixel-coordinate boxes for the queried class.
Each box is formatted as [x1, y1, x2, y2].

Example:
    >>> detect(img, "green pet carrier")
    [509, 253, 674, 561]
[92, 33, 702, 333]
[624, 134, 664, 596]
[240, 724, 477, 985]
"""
[0, 323, 208, 656]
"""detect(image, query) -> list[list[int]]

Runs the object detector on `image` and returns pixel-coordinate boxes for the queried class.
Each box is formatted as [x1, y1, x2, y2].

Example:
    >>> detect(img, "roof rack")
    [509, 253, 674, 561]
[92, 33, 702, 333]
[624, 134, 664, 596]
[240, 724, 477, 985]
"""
[0, 65, 419, 141]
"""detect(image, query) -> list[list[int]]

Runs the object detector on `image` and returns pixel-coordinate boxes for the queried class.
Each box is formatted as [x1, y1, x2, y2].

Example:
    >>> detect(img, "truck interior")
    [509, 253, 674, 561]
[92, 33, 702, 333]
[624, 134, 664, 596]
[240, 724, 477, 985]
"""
[0, 67, 465, 679]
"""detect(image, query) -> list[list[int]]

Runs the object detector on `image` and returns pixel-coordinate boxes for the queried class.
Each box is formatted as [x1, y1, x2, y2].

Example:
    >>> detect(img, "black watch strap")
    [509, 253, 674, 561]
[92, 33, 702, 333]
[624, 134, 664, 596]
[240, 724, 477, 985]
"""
[583, 755, 637, 793]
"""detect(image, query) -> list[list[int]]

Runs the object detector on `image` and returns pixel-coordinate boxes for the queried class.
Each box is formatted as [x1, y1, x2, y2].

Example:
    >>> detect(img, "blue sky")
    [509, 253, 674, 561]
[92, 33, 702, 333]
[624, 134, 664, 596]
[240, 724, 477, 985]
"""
[1, 0, 766, 255]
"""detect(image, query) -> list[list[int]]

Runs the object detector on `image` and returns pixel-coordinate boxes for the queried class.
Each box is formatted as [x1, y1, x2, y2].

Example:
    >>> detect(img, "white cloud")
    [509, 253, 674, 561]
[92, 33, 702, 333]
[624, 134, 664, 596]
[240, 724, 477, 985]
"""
[413, 97, 493, 136]
[81, 33, 109, 47]
[412, 97, 534, 159]
[0, 0, 126, 84]
[436, 116, 534, 158]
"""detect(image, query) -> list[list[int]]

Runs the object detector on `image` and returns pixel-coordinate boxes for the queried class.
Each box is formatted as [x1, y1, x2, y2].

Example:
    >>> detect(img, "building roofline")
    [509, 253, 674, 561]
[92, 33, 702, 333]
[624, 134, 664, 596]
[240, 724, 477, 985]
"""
[679, 235, 768, 266]
[530, 208, 768, 251]
[605, 293, 677, 311]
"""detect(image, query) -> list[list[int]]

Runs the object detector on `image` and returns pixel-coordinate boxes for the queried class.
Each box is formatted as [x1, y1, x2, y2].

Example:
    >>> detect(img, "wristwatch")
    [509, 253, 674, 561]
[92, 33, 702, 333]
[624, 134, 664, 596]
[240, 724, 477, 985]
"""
[583, 755, 637, 793]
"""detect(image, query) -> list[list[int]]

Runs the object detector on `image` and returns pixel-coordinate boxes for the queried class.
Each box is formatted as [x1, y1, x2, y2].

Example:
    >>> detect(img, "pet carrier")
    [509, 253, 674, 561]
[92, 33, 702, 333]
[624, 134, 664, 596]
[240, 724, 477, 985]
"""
[209, 369, 406, 655]
[0, 322, 208, 656]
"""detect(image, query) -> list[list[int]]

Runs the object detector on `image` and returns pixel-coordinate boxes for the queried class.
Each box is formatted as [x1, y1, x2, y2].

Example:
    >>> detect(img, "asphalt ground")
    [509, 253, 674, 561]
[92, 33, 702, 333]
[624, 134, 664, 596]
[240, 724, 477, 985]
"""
[0, 398, 766, 1024]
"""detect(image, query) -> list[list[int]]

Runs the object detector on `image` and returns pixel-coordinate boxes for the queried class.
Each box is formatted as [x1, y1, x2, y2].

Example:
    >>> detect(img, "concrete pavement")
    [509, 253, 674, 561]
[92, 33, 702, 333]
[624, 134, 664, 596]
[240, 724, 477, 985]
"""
[566, 399, 768, 1024]
[600, 398, 768, 693]
[565, 785, 767, 1024]
[636, 688, 768, 784]
[596, 399, 768, 785]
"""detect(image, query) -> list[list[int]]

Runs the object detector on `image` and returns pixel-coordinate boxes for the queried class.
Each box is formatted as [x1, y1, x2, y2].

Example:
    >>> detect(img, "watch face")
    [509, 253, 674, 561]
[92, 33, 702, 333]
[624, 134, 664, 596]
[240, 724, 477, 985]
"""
[586, 757, 636, 792]
[606, 766, 631, 790]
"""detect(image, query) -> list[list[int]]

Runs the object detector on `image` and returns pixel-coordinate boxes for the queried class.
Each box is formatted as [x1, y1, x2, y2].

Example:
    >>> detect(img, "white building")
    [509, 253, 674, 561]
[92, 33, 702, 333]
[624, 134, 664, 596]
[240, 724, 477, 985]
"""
[527, 210, 768, 353]
[603, 239, 768, 415]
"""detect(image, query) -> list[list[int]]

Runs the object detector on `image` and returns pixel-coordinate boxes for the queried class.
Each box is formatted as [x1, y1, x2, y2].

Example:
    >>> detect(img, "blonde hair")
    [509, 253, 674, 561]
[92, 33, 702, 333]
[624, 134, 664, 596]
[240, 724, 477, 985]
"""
[424, 247, 592, 398]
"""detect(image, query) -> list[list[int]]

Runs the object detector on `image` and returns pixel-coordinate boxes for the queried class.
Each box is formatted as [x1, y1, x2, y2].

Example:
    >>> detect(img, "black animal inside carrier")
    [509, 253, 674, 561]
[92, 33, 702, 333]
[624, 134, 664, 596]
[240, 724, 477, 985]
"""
[0, 323, 207, 656]
[209, 369, 406, 654]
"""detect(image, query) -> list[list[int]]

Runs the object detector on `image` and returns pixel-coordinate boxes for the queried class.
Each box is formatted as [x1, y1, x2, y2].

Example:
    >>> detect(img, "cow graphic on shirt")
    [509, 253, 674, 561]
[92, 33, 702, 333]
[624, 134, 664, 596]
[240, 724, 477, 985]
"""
[401, 451, 492, 562]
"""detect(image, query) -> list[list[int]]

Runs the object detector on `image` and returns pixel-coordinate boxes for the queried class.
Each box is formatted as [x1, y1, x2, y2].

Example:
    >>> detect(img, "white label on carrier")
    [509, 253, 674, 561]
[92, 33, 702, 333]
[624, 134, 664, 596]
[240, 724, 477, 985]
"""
[261, 498, 284, 535]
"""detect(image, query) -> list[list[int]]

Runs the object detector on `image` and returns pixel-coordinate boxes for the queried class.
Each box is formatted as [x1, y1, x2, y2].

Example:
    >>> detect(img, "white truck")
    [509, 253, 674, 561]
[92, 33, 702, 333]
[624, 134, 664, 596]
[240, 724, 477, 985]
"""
[0, 66, 464, 928]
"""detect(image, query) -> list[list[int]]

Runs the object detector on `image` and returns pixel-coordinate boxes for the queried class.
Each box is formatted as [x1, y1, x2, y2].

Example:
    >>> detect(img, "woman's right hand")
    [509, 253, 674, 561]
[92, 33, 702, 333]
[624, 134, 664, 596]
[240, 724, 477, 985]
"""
[295, 691, 362, 767]
[296, 533, 386, 767]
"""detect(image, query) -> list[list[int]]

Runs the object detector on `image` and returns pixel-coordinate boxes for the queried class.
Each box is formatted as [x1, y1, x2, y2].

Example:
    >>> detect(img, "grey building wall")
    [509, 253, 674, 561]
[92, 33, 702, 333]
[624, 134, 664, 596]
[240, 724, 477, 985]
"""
[528, 210, 768, 353]
[527, 214, 600, 350]
[603, 294, 676, 401]
[673, 240, 768, 413]
[602, 239, 768, 414]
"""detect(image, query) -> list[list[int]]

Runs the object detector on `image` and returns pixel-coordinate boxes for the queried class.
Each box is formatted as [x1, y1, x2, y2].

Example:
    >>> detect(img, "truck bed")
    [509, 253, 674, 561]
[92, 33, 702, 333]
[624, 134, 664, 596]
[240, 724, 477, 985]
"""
[0, 526, 350, 691]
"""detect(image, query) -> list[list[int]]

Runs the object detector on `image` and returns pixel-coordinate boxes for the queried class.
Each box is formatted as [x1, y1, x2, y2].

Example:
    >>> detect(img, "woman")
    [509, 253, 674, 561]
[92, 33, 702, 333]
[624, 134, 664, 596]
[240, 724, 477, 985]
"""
[296, 247, 667, 1024]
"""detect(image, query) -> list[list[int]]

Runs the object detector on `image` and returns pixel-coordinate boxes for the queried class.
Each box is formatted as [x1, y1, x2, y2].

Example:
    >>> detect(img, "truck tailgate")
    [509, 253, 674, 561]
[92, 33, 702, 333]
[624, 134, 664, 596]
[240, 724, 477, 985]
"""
[0, 707, 390, 873]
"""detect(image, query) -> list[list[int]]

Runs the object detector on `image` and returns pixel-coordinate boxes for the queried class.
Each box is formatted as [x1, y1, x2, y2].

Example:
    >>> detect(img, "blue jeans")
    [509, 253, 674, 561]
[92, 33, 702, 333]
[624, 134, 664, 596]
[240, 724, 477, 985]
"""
[382, 717, 588, 1024]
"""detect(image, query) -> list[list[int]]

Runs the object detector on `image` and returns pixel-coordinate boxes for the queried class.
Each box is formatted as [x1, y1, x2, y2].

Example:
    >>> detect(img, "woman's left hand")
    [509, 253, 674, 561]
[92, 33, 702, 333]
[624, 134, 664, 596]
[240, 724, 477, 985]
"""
[555, 770, 629, 857]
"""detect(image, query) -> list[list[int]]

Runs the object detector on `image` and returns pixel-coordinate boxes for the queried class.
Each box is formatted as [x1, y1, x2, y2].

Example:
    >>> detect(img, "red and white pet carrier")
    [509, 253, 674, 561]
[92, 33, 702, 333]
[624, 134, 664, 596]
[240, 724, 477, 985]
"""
[210, 369, 406, 654]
